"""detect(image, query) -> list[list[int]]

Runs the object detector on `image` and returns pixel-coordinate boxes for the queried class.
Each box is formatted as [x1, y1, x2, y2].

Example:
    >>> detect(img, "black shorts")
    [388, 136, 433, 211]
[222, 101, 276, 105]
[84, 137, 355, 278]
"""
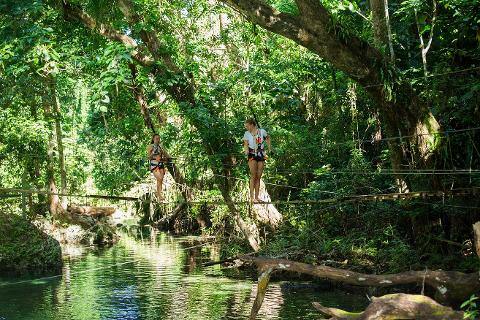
[248, 149, 266, 162]
[150, 160, 165, 171]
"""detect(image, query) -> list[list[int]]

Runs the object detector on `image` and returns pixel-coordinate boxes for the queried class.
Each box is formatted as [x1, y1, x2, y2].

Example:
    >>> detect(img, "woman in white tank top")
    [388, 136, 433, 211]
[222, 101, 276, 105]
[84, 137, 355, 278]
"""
[243, 118, 272, 203]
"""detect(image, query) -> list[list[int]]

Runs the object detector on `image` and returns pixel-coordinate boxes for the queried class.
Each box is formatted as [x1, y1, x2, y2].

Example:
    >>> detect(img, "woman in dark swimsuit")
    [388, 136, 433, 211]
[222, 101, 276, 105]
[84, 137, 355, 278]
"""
[147, 134, 168, 200]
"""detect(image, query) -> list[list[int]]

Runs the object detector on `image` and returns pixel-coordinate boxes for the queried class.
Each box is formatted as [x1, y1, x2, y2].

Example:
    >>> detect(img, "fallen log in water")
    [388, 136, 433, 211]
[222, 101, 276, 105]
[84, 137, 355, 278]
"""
[67, 205, 116, 217]
[228, 255, 479, 319]
[55, 205, 115, 230]
[313, 293, 464, 320]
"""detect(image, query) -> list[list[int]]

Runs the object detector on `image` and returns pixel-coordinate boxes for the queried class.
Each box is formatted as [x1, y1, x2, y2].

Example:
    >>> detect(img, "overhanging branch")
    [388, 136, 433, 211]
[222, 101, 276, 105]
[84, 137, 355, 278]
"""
[62, 1, 154, 66]
[218, 0, 376, 81]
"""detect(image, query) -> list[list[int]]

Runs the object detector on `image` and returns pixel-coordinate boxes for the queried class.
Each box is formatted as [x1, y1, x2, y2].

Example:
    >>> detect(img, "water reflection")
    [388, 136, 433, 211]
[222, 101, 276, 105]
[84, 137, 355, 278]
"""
[0, 233, 367, 319]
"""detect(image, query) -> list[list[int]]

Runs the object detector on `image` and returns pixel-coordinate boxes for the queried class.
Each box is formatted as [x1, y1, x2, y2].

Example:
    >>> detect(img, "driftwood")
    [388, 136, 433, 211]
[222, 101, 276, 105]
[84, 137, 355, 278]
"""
[313, 293, 464, 320]
[67, 205, 116, 217]
[59, 211, 95, 229]
[231, 255, 479, 319]
[474, 221, 480, 258]
[56, 205, 115, 229]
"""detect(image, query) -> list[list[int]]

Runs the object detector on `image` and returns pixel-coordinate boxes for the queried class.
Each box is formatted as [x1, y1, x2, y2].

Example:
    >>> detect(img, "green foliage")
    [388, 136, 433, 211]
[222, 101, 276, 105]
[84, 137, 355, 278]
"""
[1, 0, 480, 278]
[262, 202, 422, 273]
[271, 0, 299, 15]
[461, 295, 479, 320]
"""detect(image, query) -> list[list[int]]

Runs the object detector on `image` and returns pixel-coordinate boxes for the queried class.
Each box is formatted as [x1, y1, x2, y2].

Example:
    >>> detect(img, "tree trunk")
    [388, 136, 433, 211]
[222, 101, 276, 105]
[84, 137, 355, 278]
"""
[214, 155, 261, 251]
[46, 129, 62, 216]
[384, 0, 395, 64]
[128, 63, 156, 133]
[42, 90, 63, 217]
[249, 266, 273, 319]
[369, 0, 388, 49]
[369, 0, 411, 191]
[28, 103, 44, 214]
[219, 186, 261, 252]
[473, 221, 480, 258]
[313, 293, 463, 320]
[252, 180, 282, 227]
[415, 0, 437, 81]
[48, 76, 67, 209]
[369, 0, 395, 63]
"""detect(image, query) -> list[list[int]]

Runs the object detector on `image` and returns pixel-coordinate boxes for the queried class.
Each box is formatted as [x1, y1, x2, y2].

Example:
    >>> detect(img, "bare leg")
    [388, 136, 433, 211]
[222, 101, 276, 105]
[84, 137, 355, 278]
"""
[153, 169, 165, 200]
[255, 161, 265, 201]
[248, 160, 258, 203]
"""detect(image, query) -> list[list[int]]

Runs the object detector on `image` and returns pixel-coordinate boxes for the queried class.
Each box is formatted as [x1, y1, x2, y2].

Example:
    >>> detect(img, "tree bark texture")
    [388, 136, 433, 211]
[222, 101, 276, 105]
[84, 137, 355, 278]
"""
[474, 221, 480, 258]
[48, 76, 68, 209]
[46, 129, 61, 216]
[369, 0, 389, 49]
[42, 89, 63, 216]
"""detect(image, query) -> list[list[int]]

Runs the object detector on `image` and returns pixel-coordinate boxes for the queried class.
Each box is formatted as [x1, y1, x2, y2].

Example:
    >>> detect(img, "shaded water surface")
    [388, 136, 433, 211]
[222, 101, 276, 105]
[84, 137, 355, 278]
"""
[0, 233, 366, 319]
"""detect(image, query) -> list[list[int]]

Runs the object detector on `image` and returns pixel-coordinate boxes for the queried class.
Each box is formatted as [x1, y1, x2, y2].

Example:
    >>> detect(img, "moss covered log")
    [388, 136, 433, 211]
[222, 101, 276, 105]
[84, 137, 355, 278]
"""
[313, 293, 464, 320]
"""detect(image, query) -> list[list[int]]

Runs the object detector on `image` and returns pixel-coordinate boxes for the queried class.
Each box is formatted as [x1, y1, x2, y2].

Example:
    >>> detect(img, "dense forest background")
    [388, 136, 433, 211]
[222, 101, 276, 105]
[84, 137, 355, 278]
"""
[1, 0, 480, 274]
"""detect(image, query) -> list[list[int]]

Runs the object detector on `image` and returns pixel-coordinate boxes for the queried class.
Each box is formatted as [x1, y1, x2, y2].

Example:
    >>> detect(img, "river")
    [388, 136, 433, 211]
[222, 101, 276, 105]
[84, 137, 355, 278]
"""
[0, 232, 366, 319]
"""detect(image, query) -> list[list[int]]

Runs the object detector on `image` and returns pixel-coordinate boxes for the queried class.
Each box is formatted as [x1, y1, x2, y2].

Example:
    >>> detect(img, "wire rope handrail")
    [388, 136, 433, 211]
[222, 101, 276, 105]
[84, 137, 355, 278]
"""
[2, 187, 480, 206]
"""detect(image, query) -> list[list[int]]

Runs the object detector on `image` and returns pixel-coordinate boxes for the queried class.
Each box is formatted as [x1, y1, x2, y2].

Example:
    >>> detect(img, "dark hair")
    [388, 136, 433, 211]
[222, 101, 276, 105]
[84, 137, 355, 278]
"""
[151, 133, 160, 144]
[245, 118, 257, 126]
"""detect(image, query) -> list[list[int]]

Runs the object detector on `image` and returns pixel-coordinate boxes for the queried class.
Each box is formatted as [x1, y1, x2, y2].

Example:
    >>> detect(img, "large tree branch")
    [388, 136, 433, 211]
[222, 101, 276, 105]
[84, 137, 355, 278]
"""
[62, 1, 154, 66]
[117, 0, 180, 73]
[424, 0, 438, 54]
[219, 0, 379, 81]
[128, 63, 156, 133]
[294, 0, 329, 22]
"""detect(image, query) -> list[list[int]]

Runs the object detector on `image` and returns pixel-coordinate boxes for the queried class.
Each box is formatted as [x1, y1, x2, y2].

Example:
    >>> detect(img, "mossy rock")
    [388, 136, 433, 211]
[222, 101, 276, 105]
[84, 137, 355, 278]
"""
[0, 212, 62, 274]
[92, 220, 118, 245]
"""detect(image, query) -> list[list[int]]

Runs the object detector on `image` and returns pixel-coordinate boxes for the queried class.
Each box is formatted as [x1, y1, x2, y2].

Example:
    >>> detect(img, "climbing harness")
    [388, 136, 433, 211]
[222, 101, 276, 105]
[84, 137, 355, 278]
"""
[149, 144, 167, 172]
[247, 128, 268, 162]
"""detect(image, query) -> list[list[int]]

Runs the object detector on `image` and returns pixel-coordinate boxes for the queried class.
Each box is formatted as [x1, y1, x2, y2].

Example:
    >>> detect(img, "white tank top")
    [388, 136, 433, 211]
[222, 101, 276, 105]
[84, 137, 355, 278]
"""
[243, 128, 267, 150]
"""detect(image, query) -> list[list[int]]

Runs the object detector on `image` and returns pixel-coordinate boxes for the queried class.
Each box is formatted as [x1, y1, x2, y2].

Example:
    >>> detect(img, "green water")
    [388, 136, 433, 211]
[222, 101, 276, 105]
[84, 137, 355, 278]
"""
[0, 233, 367, 320]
